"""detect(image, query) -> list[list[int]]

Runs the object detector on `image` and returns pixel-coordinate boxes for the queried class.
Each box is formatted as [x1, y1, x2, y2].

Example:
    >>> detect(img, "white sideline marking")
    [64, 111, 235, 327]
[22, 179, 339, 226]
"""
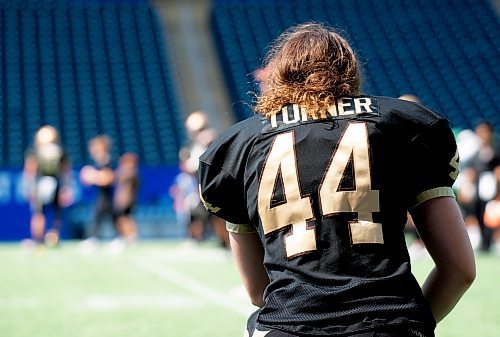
[135, 258, 253, 317]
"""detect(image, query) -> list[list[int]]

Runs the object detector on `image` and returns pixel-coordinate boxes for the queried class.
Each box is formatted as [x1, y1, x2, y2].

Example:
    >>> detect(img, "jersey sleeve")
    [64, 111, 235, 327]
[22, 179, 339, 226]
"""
[198, 118, 259, 230]
[409, 117, 459, 208]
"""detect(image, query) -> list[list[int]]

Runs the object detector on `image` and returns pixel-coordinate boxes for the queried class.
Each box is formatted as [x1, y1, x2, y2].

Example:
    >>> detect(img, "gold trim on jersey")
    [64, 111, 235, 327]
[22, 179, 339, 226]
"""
[449, 149, 460, 181]
[226, 222, 256, 234]
[413, 186, 455, 207]
[199, 188, 221, 213]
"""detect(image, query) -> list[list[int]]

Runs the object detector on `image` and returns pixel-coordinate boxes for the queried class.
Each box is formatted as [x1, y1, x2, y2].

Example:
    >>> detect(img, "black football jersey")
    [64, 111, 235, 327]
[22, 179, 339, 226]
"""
[199, 96, 458, 336]
[26, 144, 67, 177]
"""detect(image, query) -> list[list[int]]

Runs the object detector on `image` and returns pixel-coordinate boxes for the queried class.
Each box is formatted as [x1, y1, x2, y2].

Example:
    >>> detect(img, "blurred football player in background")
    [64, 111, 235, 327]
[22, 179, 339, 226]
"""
[170, 148, 202, 240]
[199, 23, 475, 337]
[23, 125, 73, 247]
[79, 135, 115, 252]
[469, 121, 500, 251]
[113, 152, 139, 245]
[183, 111, 228, 247]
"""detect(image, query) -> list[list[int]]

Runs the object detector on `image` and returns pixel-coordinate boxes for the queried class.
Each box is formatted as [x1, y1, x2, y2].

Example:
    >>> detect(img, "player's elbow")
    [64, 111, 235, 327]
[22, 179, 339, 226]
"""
[249, 293, 265, 308]
[460, 262, 476, 286]
[454, 254, 476, 286]
[246, 287, 265, 307]
[440, 259, 476, 287]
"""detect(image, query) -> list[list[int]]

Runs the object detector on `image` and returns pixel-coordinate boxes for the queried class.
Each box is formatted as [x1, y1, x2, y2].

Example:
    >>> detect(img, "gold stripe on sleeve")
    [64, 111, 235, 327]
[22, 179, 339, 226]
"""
[413, 186, 455, 207]
[226, 222, 257, 234]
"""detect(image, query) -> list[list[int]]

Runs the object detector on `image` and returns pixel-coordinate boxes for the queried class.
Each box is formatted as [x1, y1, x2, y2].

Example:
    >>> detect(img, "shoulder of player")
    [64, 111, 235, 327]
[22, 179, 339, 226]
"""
[200, 115, 262, 163]
[218, 115, 262, 142]
[374, 95, 449, 128]
[225, 114, 264, 137]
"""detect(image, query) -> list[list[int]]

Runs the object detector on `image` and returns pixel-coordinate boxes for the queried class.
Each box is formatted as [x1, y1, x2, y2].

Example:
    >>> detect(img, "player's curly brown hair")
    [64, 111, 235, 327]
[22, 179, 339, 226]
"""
[255, 23, 362, 118]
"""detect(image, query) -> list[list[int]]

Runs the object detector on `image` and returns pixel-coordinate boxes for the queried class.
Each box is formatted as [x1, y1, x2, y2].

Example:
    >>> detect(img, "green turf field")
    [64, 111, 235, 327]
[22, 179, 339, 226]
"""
[0, 241, 498, 337]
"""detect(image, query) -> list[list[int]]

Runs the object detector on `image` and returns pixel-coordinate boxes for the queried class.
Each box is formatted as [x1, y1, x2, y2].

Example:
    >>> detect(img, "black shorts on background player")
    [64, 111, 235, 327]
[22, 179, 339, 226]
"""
[26, 145, 68, 213]
[90, 164, 115, 237]
[199, 96, 459, 336]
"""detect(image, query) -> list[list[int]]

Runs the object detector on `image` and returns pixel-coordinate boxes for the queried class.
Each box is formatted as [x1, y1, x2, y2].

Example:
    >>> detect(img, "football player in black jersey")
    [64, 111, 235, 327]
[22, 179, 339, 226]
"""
[199, 23, 475, 337]
[80, 135, 115, 248]
[23, 125, 72, 247]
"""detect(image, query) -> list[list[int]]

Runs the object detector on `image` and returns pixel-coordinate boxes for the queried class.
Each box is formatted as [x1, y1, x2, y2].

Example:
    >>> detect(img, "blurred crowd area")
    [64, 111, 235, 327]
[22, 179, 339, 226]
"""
[13, 106, 500, 255]
[18, 110, 230, 254]
[405, 120, 500, 258]
[452, 121, 500, 253]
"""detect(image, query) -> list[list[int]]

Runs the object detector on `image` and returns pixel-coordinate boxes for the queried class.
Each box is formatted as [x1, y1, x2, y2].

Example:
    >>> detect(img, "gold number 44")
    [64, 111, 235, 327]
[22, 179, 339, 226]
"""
[258, 122, 383, 258]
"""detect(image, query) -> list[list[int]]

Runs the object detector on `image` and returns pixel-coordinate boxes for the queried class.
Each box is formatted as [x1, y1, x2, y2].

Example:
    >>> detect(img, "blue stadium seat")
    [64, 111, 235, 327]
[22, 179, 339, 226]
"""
[0, 0, 183, 166]
[212, 0, 500, 132]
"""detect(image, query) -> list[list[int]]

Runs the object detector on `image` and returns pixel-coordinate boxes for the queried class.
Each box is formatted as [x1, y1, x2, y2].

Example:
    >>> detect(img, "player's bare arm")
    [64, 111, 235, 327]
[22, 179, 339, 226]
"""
[410, 196, 476, 323]
[229, 229, 269, 307]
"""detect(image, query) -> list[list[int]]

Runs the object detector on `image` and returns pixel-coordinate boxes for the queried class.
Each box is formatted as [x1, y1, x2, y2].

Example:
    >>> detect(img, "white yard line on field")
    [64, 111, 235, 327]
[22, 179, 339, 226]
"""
[134, 257, 254, 317]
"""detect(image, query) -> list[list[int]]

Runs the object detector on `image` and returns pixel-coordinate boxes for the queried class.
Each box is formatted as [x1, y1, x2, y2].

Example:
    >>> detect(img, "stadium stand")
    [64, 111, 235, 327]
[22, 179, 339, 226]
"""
[0, 0, 184, 166]
[1, 0, 498, 240]
[211, 0, 500, 130]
